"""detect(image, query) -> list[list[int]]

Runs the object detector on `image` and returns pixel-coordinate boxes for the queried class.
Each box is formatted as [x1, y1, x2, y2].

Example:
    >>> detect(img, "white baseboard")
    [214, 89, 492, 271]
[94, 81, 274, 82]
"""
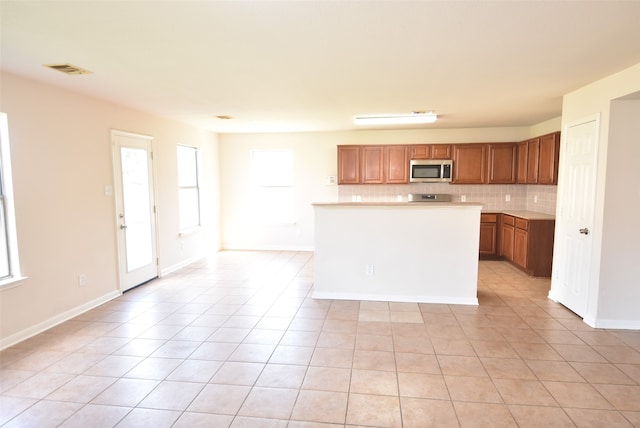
[312, 291, 478, 306]
[160, 255, 204, 276]
[221, 244, 314, 252]
[0, 290, 121, 350]
[583, 316, 640, 330]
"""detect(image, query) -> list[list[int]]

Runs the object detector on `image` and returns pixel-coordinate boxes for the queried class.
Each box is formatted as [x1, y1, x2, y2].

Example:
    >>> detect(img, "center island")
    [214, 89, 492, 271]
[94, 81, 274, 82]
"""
[312, 202, 482, 305]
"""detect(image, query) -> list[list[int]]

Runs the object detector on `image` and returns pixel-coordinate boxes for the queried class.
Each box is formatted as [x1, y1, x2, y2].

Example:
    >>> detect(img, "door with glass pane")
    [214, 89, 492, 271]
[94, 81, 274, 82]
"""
[112, 131, 158, 291]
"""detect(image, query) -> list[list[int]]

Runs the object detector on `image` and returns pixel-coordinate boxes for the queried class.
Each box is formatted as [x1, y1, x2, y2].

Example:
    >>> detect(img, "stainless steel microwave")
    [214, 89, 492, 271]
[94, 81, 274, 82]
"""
[409, 159, 453, 183]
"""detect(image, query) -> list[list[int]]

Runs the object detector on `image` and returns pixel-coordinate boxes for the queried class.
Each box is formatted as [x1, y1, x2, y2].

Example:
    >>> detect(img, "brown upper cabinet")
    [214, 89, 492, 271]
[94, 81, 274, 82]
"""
[488, 143, 517, 184]
[516, 141, 529, 184]
[337, 145, 408, 184]
[452, 143, 517, 184]
[361, 146, 385, 184]
[385, 145, 410, 184]
[337, 145, 361, 184]
[452, 144, 488, 184]
[538, 132, 561, 184]
[517, 132, 560, 185]
[410, 144, 452, 160]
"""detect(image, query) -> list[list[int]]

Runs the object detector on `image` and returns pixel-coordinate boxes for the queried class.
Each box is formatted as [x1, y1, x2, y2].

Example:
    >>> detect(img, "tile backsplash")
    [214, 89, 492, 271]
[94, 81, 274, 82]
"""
[338, 183, 557, 215]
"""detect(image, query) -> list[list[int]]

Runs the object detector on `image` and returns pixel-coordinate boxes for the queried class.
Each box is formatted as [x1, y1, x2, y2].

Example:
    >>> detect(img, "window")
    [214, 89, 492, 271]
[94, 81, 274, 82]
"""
[250, 150, 294, 224]
[0, 113, 23, 287]
[177, 145, 201, 230]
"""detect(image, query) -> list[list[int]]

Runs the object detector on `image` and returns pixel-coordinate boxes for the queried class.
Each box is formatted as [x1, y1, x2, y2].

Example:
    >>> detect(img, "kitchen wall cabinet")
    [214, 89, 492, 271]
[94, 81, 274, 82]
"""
[410, 145, 430, 159]
[488, 143, 517, 184]
[479, 213, 498, 258]
[410, 144, 452, 160]
[517, 132, 560, 185]
[516, 141, 528, 184]
[337, 145, 361, 184]
[361, 146, 385, 184]
[452, 144, 488, 184]
[538, 132, 561, 184]
[526, 138, 540, 183]
[500, 214, 555, 277]
[385, 145, 409, 184]
[337, 145, 408, 184]
[453, 143, 517, 184]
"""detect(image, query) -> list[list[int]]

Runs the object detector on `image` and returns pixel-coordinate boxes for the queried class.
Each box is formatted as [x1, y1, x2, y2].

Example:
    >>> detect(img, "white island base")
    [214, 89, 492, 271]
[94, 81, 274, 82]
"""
[312, 203, 482, 305]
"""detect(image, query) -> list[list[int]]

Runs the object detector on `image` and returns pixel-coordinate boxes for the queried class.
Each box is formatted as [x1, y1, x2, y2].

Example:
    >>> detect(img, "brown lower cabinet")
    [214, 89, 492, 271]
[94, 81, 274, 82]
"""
[479, 213, 498, 258]
[499, 214, 555, 277]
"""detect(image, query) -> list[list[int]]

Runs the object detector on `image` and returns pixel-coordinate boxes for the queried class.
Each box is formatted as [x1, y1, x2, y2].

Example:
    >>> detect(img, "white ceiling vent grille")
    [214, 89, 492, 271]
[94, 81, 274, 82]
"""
[44, 63, 93, 75]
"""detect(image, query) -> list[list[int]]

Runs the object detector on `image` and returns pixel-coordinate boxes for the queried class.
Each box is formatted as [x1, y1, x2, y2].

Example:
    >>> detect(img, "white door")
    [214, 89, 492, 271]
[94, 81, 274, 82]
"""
[549, 115, 599, 316]
[112, 130, 159, 291]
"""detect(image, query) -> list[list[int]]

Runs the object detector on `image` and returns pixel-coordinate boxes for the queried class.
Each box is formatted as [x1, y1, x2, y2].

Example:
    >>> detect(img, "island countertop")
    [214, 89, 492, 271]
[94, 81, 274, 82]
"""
[312, 201, 484, 208]
[312, 202, 554, 220]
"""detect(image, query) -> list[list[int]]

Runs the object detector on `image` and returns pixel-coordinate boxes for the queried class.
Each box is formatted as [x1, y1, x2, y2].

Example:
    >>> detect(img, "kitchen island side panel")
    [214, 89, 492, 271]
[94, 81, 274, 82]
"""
[312, 204, 481, 304]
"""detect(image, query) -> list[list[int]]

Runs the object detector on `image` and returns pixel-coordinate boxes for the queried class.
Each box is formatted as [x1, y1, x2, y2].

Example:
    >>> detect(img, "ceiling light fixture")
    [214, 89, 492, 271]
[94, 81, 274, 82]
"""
[354, 111, 437, 126]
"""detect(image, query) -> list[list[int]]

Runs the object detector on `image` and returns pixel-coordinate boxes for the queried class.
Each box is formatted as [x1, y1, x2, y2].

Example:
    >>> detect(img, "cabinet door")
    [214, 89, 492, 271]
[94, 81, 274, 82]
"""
[480, 213, 498, 257]
[361, 146, 385, 184]
[538, 132, 560, 184]
[516, 141, 528, 184]
[452, 144, 487, 184]
[385, 145, 409, 184]
[513, 227, 528, 268]
[526, 138, 540, 183]
[488, 143, 516, 184]
[337, 146, 360, 184]
[479, 222, 497, 256]
[410, 145, 430, 159]
[430, 144, 452, 159]
[501, 223, 515, 261]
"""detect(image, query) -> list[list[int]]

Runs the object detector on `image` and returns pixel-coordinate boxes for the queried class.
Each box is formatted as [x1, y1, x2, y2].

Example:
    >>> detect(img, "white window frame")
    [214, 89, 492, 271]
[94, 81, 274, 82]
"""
[250, 150, 295, 225]
[176, 144, 201, 232]
[0, 113, 25, 289]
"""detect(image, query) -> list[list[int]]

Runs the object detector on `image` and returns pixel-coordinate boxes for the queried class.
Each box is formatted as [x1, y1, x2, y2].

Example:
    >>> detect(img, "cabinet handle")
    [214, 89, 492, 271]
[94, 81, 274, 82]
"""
[579, 228, 589, 235]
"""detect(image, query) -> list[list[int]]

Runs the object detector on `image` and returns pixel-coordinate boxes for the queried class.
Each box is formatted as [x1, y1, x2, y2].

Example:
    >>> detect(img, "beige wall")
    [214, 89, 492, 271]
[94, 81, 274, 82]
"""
[560, 62, 640, 327]
[0, 72, 220, 347]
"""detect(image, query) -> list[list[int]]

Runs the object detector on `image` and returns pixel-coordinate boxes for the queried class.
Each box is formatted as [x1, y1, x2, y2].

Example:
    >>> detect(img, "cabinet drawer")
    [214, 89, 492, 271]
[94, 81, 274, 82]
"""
[503, 215, 515, 226]
[515, 218, 529, 230]
[481, 213, 498, 223]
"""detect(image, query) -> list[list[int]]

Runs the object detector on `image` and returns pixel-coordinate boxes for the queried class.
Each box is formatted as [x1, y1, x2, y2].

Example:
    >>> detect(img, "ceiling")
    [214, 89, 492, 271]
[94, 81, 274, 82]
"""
[2, 1, 640, 134]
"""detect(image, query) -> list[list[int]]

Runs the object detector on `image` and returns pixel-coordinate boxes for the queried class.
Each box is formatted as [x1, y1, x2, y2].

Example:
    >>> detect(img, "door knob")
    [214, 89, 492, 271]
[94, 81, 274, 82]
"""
[579, 228, 589, 235]
[120, 224, 128, 230]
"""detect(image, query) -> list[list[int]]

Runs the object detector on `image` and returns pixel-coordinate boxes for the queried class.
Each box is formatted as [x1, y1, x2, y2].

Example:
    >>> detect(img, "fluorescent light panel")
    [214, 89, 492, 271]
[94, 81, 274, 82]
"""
[354, 112, 437, 126]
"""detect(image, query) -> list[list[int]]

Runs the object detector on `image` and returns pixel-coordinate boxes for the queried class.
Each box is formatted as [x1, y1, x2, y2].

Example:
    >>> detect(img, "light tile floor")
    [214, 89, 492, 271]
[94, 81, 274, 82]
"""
[1, 251, 640, 427]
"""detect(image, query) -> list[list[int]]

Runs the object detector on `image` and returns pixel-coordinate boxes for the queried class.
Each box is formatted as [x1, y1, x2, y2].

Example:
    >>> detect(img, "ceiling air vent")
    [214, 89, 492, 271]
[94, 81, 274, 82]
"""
[44, 63, 93, 75]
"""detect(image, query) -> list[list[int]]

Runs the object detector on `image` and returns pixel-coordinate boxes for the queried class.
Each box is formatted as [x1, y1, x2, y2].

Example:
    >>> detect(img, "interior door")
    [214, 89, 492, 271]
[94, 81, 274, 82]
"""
[549, 116, 599, 316]
[112, 130, 159, 292]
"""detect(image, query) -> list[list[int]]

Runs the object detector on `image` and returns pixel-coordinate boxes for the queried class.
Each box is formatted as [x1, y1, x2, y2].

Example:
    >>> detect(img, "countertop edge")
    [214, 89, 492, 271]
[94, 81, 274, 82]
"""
[312, 202, 484, 208]
[311, 203, 555, 219]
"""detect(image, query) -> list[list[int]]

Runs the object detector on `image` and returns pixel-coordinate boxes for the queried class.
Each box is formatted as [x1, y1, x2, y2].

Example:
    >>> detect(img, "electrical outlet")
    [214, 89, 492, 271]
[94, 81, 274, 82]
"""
[460, 195, 466, 202]
[78, 274, 86, 287]
[534, 195, 538, 203]
[366, 264, 375, 276]
[505, 194, 511, 202]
